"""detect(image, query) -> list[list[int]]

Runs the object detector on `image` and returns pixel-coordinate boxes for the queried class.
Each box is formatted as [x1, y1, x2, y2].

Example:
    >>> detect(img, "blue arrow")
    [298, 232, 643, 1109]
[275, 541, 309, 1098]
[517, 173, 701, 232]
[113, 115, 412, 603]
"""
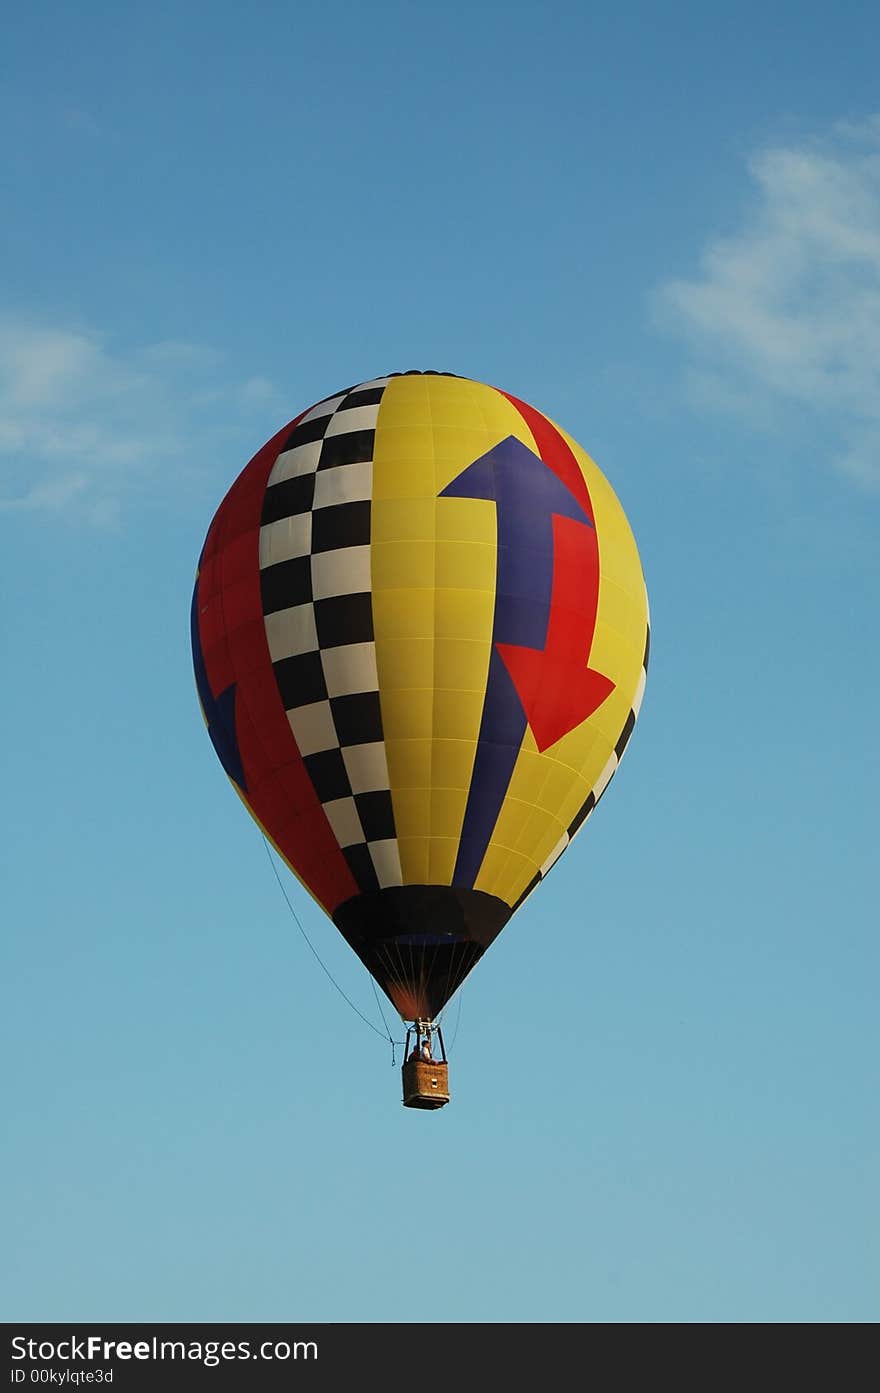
[190, 581, 247, 792]
[439, 435, 590, 887]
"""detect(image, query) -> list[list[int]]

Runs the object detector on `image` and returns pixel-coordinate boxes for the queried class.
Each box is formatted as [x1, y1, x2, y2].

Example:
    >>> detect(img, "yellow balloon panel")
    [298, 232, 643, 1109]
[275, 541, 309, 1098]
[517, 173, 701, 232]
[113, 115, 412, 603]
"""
[369, 375, 647, 907]
[372, 377, 540, 886]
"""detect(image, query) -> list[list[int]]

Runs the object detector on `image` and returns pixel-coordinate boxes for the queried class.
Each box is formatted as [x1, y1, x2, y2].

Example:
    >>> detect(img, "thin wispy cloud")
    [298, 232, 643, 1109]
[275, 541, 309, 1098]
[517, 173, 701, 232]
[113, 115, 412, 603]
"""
[656, 118, 880, 487]
[0, 320, 284, 523]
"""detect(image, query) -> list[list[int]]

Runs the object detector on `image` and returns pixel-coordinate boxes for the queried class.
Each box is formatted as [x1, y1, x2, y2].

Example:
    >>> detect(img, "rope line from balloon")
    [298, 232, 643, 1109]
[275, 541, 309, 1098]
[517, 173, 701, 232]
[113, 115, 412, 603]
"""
[449, 985, 463, 1054]
[261, 835, 405, 1051]
[366, 973, 400, 1064]
[261, 834, 466, 1063]
[435, 982, 463, 1057]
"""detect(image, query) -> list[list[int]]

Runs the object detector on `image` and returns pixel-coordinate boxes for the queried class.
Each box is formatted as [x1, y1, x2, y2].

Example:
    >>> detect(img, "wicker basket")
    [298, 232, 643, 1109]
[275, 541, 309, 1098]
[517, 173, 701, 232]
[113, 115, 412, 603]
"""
[402, 1058, 450, 1109]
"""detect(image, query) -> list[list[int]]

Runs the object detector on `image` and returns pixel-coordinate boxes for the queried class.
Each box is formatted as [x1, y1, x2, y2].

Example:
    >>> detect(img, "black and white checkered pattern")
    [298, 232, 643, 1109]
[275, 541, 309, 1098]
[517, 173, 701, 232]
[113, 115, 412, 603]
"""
[511, 614, 651, 913]
[258, 379, 401, 895]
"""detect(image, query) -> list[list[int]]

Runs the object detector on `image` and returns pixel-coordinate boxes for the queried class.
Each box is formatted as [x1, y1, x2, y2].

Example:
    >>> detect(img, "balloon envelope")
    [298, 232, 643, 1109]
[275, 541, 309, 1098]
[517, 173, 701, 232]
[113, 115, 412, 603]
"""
[192, 372, 648, 1020]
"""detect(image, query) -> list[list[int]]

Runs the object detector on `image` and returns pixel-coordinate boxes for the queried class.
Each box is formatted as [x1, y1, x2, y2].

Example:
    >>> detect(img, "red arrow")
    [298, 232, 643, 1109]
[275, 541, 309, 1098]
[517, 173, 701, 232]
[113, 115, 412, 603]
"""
[496, 512, 614, 752]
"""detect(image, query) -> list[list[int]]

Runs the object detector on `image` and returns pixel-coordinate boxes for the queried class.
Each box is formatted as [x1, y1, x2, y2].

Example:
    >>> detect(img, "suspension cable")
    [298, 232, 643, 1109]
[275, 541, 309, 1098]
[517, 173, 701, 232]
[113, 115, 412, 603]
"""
[261, 835, 402, 1046]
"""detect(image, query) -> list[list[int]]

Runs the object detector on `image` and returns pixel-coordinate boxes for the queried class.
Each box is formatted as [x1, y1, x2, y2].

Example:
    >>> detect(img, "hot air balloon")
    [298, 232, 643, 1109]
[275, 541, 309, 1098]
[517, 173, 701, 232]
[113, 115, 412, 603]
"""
[191, 372, 648, 1108]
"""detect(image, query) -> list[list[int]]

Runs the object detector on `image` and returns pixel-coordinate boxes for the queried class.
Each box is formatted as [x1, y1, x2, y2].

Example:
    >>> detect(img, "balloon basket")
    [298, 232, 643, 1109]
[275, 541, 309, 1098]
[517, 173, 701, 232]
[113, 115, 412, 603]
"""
[401, 1022, 450, 1109]
[402, 1058, 450, 1110]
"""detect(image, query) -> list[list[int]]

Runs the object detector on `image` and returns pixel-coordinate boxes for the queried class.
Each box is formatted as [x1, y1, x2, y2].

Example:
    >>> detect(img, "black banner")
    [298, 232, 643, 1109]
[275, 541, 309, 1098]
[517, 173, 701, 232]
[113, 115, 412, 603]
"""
[3, 1324, 557, 1388]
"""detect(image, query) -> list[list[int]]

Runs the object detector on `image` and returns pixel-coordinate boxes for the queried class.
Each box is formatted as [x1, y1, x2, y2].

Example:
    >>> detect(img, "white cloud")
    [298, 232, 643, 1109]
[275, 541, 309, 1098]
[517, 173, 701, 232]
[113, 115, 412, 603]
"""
[0, 320, 282, 521]
[656, 120, 880, 487]
[0, 472, 87, 512]
[239, 375, 279, 405]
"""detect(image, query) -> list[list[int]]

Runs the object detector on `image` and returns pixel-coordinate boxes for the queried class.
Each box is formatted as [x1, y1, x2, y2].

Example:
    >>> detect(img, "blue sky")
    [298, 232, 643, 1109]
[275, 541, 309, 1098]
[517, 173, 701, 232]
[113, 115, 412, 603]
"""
[3, 0, 877, 1323]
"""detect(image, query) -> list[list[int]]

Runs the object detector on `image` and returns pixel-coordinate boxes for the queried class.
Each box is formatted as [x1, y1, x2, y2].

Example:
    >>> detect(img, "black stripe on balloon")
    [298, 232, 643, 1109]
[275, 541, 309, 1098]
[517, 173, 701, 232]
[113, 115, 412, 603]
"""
[261, 556, 312, 614]
[261, 473, 315, 525]
[282, 415, 330, 450]
[303, 748, 352, 803]
[567, 791, 595, 839]
[310, 500, 372, 553]
[273, 650, 327, 709]
[314, 592, 374, 649]
[510, 871, 541, 914]
[354, 790, 396, 842]
[343, 843, 380, 894]
[614, 709, 636, 762]
[333, 885, 509, 950]
[342, 386, 385, 408]
[332, 885, 510, 1018]
[317, 430, 375, 471]
[330, 692, 384, 747]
